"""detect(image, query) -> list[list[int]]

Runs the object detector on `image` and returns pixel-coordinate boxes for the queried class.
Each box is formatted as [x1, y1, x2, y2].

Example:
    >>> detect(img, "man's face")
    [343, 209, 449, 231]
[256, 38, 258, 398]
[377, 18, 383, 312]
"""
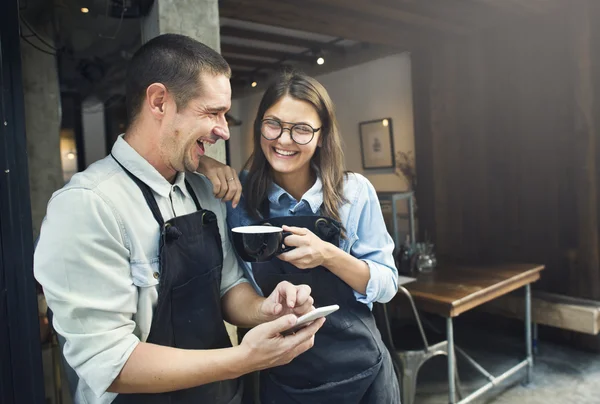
[161, 73, 231, 174]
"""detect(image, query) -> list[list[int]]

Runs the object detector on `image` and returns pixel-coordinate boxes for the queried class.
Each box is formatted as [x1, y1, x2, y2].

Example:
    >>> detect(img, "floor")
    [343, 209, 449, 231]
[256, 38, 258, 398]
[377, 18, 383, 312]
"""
[42, 326, 600, 404]
[414, 327, 600, 404]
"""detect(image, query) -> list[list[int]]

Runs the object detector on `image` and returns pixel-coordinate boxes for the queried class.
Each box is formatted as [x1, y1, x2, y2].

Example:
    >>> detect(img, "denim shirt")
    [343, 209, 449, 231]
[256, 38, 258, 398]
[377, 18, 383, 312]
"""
[227, 171, 399, 306]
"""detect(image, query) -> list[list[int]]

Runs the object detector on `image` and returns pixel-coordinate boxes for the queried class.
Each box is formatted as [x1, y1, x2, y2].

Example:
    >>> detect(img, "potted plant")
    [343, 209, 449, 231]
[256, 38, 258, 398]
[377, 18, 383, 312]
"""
[394, 150, 417, 193]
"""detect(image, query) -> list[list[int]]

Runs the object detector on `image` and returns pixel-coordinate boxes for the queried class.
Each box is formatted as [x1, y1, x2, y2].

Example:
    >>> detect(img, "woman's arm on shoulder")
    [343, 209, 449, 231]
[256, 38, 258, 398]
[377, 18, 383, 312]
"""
[195, 156, 242, 207]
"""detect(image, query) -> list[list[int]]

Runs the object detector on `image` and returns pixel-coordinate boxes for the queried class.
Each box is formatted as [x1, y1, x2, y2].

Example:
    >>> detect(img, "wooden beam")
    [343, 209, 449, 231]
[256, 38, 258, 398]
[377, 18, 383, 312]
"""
[221, 43, 314, 62]
[502, 0, 566, 14]
[230, 70, 269, 79]
[371, 0, 505, 29]
[316, 0, 470, 35]
[469, 0, 540, 15]
[374, 0, 564, 33]
[220, 0, 440, 49]
[221, 26, 345, 52]
[225, 55, 291, 70]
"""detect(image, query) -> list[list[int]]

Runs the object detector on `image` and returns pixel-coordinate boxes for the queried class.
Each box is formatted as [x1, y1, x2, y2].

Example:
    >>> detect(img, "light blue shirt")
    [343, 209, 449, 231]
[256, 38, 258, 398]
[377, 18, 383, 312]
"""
[34, 136, 246, 404]
[227, 171, 399, 306]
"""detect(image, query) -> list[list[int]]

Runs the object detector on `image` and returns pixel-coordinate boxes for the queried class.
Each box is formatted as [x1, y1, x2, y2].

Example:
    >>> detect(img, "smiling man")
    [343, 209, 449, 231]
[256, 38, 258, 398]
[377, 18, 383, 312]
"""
[34, 34, 324, 404]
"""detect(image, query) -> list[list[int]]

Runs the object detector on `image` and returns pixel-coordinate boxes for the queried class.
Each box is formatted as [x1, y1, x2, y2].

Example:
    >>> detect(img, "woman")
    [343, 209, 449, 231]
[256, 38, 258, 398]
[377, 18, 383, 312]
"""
[207, 72, 400, 403]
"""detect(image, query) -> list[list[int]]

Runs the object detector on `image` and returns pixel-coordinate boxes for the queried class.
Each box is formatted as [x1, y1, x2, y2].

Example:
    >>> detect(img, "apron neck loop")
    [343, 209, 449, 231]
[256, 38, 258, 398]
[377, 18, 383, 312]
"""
[185, 179, 202, 210]
[111, 153, 165, 228]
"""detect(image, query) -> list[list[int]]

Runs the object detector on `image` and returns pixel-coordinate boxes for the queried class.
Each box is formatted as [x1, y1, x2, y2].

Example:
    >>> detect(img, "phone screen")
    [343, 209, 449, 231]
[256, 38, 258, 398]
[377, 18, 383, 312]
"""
[280, 305, 339, 336]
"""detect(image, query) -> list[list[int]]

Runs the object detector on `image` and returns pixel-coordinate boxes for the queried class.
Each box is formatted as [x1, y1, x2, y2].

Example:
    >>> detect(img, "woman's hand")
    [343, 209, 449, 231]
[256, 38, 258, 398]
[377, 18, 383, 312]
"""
[196, 156, 242, 207]
[279, 225, 371, 295]
[277, 225, 334, 269]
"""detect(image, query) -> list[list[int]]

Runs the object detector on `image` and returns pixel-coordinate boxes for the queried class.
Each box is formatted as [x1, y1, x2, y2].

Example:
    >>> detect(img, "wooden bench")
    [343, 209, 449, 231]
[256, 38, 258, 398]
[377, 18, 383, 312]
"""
[479, 291, 600, 335]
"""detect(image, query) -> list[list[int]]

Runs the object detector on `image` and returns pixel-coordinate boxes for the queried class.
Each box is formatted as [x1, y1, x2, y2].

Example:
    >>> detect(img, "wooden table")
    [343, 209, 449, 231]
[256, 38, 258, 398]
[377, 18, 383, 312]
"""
[403, 263, 544, 403]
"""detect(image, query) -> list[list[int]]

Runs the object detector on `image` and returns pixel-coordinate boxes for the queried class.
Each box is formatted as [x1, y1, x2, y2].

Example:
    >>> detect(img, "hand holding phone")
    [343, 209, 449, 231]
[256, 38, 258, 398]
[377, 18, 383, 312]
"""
[281, 305, 339, 336]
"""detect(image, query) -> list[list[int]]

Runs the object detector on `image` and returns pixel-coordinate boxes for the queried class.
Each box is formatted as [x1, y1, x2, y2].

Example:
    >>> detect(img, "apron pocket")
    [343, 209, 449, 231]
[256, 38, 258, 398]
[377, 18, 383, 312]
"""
[320, 309, 352, 334]
[263, 353, 384, 404]
[171, 265, 227, 349]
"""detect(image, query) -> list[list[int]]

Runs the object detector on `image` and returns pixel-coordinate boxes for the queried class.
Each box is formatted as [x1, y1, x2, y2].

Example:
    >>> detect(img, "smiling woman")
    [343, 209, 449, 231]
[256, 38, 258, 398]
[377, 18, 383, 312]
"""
[221, 71, 401, 403]
[244, 72, 345, 224]
[258, 96, 323, 195]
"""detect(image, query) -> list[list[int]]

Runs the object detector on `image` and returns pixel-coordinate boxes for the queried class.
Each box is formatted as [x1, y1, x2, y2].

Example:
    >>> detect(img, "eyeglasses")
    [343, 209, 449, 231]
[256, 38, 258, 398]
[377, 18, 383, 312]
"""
[260, 119, 321, 145]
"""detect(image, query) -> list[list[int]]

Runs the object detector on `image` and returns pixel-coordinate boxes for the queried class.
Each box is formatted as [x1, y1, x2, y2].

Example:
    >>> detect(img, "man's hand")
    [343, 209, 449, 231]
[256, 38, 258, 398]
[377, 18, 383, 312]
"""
[260, 281, 314, 321]
[240, 314, 325, 371]
[196, 156, 242, 208]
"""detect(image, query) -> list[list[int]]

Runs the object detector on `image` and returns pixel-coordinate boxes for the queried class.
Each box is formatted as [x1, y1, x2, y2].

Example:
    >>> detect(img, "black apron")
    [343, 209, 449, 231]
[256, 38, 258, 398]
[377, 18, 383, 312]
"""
[252, 215, 400, 404]
[112, 156, 242, 404]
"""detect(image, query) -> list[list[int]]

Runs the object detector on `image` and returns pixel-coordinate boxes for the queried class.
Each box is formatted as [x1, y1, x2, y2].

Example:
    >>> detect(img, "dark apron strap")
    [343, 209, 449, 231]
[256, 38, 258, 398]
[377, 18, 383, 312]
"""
[111, 153, 165, 227]
[110, 154, 202, 226]
[185, 180, 202, 210]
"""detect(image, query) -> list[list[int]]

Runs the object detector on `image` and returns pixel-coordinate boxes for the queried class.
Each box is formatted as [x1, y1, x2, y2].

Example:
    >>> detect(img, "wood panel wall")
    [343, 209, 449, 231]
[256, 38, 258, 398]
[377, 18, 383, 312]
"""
[413, 1, 600, 305]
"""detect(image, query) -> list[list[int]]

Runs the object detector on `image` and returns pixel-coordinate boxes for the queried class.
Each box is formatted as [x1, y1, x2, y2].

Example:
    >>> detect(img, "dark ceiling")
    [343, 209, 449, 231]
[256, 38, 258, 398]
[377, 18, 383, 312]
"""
[18, 0, 566, 103]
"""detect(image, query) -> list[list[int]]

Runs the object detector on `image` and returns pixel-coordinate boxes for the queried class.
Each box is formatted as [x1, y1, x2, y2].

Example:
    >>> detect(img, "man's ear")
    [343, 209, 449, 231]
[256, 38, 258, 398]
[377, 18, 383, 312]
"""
[146, 83, 169, 119]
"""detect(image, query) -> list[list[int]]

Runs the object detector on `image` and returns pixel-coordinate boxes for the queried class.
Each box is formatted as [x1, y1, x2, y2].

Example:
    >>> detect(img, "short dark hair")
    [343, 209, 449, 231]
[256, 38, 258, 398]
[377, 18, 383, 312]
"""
[125, 33, 231, 123]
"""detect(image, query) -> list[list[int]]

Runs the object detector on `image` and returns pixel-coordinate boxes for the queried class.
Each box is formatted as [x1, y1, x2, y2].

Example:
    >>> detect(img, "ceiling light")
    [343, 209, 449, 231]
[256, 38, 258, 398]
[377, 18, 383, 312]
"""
[251, 81, 257, 88]
[317, 57, 325, 65]
[81, 7, 89, 13]
[66, 152, 76, 160]
[382, 119, 389, 127]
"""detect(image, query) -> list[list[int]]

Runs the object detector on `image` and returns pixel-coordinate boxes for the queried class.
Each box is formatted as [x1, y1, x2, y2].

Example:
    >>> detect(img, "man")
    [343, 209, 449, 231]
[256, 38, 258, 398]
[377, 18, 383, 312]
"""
[34, 34, 324, 404]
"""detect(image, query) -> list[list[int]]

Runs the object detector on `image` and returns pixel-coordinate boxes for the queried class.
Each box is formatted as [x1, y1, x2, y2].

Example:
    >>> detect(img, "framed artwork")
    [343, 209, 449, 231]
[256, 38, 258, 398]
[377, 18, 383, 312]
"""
[359, 118, 395, 169]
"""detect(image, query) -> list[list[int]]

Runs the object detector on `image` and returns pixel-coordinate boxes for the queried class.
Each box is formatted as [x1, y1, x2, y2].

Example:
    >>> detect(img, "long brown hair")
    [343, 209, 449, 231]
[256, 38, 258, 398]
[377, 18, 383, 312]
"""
[243, 71, 347, 228]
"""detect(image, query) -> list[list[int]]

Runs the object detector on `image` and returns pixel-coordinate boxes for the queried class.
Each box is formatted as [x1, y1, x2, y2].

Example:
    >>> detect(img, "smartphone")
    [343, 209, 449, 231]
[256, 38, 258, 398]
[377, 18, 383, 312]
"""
[281, 304, 340, 336]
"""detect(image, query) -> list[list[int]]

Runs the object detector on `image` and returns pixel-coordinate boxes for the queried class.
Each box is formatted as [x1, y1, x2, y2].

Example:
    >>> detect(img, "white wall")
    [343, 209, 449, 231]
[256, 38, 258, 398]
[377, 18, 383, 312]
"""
[227, 53, 415, 192]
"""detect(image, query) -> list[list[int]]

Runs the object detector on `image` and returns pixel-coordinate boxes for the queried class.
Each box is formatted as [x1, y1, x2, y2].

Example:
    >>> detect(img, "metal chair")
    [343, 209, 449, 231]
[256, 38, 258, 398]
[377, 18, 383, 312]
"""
[374, 286, 461, 404]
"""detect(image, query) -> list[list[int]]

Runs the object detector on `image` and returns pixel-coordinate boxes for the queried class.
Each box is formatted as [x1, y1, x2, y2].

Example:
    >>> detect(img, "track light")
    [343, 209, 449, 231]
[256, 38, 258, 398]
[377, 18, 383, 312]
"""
[315, 49, 325, 65]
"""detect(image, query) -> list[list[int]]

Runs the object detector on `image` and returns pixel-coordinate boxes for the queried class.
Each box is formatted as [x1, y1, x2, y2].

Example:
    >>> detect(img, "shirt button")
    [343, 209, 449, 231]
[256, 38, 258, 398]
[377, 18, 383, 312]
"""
[153, 272, 159, 279]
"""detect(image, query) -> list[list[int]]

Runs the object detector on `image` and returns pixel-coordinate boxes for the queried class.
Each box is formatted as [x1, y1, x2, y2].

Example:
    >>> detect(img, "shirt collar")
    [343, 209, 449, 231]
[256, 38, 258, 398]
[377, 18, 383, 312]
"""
[173, 171, 191, 199]
[111, 135, 188, 198]
[267, 175, 324, 214]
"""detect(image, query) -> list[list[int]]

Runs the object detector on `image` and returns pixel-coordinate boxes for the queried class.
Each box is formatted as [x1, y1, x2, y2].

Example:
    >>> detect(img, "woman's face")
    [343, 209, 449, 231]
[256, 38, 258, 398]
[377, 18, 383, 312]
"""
[259, 95, 322, 179]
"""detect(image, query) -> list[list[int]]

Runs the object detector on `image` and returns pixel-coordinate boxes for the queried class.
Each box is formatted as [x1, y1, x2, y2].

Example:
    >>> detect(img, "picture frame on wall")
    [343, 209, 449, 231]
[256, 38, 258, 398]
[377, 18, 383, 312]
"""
[359, 118, 395, 169]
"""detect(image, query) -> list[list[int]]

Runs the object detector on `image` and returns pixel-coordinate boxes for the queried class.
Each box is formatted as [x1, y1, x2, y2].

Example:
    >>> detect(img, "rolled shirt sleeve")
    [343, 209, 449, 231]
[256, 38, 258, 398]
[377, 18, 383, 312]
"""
[34, 188, 140, 398]
[349, 176, 399, 304]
